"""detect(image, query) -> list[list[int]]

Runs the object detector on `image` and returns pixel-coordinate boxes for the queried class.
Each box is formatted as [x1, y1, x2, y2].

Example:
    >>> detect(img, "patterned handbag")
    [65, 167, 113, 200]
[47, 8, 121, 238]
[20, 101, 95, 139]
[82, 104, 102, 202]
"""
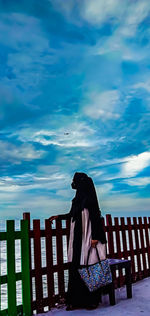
[78, 246, 112, 292]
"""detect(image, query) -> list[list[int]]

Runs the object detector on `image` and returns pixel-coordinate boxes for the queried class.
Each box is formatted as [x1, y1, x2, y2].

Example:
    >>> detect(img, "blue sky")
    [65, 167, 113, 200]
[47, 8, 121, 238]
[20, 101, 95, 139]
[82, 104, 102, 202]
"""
[0, 0, 150, 221]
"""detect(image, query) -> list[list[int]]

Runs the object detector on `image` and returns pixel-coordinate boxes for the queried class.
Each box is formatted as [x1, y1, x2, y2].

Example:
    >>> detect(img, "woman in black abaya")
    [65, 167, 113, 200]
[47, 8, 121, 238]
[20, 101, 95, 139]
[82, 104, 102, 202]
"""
[49, 172, 107, 310]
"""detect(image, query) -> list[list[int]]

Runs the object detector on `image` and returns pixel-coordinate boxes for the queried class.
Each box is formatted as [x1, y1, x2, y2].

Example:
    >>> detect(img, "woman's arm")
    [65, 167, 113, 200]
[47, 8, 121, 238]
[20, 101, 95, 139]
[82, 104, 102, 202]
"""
[57, 213, 71, 220]
[48, 213, 71, 222]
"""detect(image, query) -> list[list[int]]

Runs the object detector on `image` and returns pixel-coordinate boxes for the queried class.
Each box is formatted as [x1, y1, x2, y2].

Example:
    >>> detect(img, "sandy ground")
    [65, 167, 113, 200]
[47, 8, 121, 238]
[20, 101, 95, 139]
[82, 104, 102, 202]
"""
[36, 277, 150, 316]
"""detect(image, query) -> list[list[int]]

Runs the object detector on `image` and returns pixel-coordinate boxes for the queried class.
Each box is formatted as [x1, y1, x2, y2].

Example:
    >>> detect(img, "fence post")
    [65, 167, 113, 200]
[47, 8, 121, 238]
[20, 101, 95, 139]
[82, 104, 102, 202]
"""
[120, 217, 128, 259]
[45, 219, 55, 309]
[21, 219, 32, 316]
[23, 212, 32, 313]
[106, 214, 114, 258]
[127, 217, 136, 282]
[138, 217, 147, 278]
[143, 217, 150, 276]
[133, 217, 142, 280]
[7, 220, 17, 316]
[33, 219, 43, 313]
[56, 220, 65, 298]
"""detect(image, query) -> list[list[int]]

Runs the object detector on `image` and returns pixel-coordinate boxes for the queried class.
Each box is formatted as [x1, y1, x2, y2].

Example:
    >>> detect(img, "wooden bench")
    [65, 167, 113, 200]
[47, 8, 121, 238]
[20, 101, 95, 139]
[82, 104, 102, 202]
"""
[104, 258, 132, 305]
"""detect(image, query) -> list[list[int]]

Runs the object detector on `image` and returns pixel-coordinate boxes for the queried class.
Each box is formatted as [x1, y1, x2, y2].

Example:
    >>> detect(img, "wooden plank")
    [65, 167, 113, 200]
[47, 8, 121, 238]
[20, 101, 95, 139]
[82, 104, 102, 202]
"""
[33, 220, 43, 313]
[106, 215, 117, 287]
[133, 217, 142, 279]
[143, 217, 150, 272]
[21, 220, 32, 316]
[7, 220, 17, 316]
[106, 214, 115, 258]
[114, 218, 122, 258]
[114, 217, 123, 287]
[56, 220, 65, 296]
[120, 217, 128, 259]
[127, 217, 136, 281]
[45, 219, 55, 309]
[23, 212, 33, 307]
[138, 217, 147, 278]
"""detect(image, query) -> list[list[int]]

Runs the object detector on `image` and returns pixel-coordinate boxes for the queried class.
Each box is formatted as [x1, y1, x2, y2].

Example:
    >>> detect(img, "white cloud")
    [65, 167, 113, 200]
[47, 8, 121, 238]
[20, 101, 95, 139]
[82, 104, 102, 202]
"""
[80, 0, 150, 35]
[80, 0, 124, 25]
[84, 90, 121, 120]
[12, 121, 98, 148]
[133, 80, 150, 93]
[83, 1, 150, 62]
[52, 0, 150, 35]
[0, 141, 44, 163]
[124, 177, 150, 187]
[97, 183, 113, 196]
[120, 151, 150, 178]
[0, 171, 72, 194]
[95, 157, 129, 168]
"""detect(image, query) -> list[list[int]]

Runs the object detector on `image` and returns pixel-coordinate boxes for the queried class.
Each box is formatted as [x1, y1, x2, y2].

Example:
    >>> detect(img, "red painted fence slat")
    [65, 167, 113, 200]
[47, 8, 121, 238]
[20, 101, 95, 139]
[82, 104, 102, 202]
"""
[121, 217, 128, 259]
[127, 217, 136, 281]
[45, 219, 55, 309]
[144, 217, 150, 270]
[33, 220, 43, 313]
[106, 214, 115, 257]
[114, 217, 123, 287]
[133, 217, 142, 279]
[56, 220, 65, 297]
[138, 217, 147, 278]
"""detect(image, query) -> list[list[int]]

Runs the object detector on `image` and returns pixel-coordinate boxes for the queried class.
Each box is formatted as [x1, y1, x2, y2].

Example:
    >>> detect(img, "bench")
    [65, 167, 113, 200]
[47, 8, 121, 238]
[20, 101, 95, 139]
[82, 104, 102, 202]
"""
[104, 258, 132, 305]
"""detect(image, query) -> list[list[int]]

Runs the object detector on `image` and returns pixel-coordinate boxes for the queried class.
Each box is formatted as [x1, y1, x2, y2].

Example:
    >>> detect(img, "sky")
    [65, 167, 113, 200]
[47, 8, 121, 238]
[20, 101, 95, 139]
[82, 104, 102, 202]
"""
[0, 0, 150, 221]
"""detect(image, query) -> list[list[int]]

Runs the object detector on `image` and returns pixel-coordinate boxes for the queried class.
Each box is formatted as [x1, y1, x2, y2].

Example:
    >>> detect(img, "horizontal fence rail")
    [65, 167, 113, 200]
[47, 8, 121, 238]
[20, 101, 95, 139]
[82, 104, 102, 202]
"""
[0, 213, 150, 315]
[0, 220, 31, 316]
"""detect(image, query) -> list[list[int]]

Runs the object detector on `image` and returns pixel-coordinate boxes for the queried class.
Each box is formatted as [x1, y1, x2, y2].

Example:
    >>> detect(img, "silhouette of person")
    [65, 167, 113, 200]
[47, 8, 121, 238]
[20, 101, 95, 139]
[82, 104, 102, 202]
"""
[49, 172, 107, 310]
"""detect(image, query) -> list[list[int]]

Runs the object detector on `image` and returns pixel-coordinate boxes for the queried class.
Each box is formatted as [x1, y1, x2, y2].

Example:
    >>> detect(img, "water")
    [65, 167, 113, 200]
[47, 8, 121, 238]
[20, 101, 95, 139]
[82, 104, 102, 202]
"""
[0, 218, 149, 311]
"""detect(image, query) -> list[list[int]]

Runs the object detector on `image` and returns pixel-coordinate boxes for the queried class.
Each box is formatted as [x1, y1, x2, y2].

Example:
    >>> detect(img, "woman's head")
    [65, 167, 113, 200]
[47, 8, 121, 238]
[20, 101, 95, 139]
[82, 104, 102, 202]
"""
[71, 172, 100, 213]
[71, 172, 88, 190]
[71, 172, 97, 197]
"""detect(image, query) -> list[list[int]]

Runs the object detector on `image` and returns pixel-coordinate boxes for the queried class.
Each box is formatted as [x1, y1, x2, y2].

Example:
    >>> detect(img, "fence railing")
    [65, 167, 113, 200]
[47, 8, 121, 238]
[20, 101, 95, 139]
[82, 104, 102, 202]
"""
[0, 220, 31, 316]
[0, 213, 150, 315]
[22, 212, 150, 315]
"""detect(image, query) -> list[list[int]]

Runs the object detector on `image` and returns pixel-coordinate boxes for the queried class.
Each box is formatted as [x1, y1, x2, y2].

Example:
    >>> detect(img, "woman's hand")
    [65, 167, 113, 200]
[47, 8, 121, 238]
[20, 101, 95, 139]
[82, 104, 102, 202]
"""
[48, 215, 59, 223]
[91, 240, 98, 248]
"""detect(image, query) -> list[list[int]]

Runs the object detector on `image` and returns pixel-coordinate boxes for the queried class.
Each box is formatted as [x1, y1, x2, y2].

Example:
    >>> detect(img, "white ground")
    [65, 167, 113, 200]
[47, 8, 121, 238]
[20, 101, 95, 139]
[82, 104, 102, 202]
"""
[36, 277, 150, 316]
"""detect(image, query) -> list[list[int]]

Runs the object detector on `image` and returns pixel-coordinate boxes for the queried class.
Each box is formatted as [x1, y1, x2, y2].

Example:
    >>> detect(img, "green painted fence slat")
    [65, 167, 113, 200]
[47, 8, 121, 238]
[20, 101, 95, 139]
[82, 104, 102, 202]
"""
[7, 220, 17, 316]
[21, 220, 32, 316]
[0, 272, 22, 285]
[0, 231, 22, 241]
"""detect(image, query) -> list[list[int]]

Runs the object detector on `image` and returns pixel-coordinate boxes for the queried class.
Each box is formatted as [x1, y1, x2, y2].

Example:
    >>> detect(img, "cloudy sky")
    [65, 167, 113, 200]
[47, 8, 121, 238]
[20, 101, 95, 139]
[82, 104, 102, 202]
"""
[0, 0, 150, 221]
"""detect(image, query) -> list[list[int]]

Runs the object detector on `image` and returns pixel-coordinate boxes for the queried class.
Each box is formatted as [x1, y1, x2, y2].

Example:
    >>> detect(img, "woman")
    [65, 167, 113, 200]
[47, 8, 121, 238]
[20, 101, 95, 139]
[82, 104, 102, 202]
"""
[49, 172, 107, 310]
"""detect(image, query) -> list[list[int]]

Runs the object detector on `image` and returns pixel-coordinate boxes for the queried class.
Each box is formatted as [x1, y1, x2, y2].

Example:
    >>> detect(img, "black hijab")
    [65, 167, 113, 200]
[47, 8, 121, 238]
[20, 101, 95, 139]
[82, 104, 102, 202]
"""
[70, 172, 102, 222]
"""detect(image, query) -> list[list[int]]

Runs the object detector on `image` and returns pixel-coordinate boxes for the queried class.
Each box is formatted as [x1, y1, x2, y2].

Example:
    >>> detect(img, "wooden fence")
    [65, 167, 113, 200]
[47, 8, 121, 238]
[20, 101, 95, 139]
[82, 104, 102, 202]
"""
[22, 212, 150, 315]
[0, 213, 150, 315]
[0, 220, 31, 316]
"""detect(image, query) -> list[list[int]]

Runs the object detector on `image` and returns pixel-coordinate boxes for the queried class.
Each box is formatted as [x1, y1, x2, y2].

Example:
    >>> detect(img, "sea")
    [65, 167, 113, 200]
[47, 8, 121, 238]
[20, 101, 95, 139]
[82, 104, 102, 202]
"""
[0, 218, 149, 313]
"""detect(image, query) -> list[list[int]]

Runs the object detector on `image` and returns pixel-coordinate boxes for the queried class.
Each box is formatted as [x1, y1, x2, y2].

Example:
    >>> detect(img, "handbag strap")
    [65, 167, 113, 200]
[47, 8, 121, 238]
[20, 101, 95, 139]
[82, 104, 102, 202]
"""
[86, 245, 101, 266]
